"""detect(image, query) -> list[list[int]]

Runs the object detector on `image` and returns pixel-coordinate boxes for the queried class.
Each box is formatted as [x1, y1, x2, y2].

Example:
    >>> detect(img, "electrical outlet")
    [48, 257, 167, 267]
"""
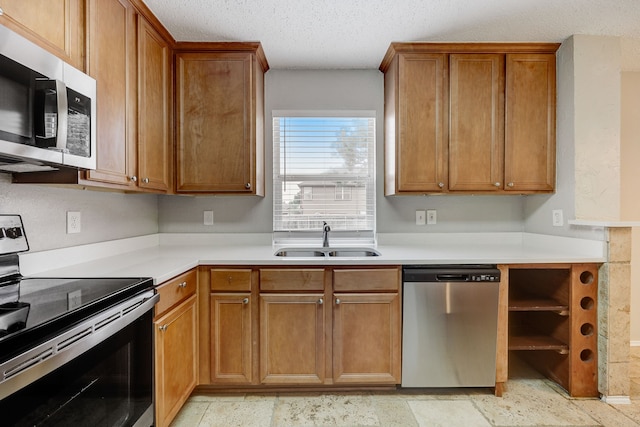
[416, 210, 426, 225]
[204, 210, 214, 226]
[552, 209, 564, 227]
[67, 211, 81, 234]
[427, 209, 437, 225]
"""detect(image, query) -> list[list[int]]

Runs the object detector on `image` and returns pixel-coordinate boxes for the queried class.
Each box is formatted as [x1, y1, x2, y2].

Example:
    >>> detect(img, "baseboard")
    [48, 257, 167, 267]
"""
[631, 341, 640, 347]
[601, 395, 632, 405]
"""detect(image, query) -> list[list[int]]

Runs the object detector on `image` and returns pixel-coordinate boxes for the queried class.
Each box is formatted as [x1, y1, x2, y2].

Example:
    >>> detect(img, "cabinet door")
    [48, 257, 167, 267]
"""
[332, 293, 401, 384]
[210, 293, 253, 384]
[137, 16, 171, 192]
[154, 294, 197, 427]
[176, 52, 255, 193]
[84, 0, 137, 187]
[259, 294, 325, 384]
[449, 54, 505, 191]
[395, 53, 448, 193]
[504, 54, 556, 192]
[0, 0, 84, 70]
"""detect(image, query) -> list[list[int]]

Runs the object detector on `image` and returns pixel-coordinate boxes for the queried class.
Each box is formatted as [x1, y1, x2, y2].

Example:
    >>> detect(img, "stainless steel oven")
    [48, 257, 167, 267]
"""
[0, 215, 158, 426]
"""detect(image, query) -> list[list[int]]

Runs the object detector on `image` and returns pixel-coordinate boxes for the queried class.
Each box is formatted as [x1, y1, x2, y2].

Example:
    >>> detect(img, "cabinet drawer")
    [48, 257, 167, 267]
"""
[333, 268, 400, 292]
[155, 269, 197, 317]
[211, 268, 252, 291]
[260, 269, 325, 291]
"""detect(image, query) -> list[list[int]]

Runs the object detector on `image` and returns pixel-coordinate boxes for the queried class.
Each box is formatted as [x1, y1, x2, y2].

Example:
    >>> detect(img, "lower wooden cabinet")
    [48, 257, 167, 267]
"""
[210, 293, 253, 384]
[332, 293, 401, 384]
[259, 293, 326, 384]
[154, 270, 198, 427]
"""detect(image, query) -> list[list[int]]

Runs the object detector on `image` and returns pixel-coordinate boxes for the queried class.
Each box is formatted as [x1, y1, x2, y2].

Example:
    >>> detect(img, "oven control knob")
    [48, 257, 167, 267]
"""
[4, 227, 22, 239]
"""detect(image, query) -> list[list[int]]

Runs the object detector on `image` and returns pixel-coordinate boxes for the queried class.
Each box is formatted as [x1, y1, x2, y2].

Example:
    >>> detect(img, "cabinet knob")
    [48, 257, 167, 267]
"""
[245, 183, 251, 189]
[178, 281, 187, 288]
[438, 182, 445, 188]
[335, 298, 341, 305]
[142, 178, 149, 184]
[494, 182, 501, 187]
[130, 175, 138, 182]
[318, 298, 323, 305]
[507, 182, 514, 187]
[227, 276, 233, 283]
[0, 7, 4, 16]
[243, 297, 249, 304]
[159, 324, 168, 332]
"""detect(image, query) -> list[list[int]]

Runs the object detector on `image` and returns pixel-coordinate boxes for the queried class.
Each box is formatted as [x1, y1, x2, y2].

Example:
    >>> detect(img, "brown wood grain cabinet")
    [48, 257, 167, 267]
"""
[332, 268, 401, 384]
[504, 54, 557, 192]
[154, 269, 198, 427]
[136, 15, 172, 191]
[0, 0, 85, 70]
[260, 293, 327, 384]
[497, 263, 599, 397]
[380, 43, 558, 195]
[175, 45, 268, 194]
[84, 0, 137, 188]
[210, 268, 254, 384]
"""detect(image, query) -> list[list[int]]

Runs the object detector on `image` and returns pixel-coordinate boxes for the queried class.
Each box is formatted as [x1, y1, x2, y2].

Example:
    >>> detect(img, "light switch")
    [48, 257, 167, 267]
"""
[416, 210, 426, 225]
[427, 210, 437, 225]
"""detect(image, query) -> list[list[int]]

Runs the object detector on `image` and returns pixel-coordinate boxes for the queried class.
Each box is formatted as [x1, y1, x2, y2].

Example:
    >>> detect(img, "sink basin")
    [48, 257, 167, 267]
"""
[274, 247, 380, 257]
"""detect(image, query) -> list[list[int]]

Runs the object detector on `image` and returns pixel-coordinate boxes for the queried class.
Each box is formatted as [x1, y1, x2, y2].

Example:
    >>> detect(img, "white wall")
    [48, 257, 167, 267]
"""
[159, 69, 525, 234]
[0, 174, 159, 252]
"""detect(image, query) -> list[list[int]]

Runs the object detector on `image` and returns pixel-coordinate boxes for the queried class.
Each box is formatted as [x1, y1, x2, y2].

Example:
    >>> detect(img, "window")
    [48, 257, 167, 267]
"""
[273, 111, 375, 240]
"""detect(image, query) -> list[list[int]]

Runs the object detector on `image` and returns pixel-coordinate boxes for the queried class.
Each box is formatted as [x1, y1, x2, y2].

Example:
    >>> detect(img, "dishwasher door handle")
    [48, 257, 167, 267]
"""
[445, 282, 451, 314]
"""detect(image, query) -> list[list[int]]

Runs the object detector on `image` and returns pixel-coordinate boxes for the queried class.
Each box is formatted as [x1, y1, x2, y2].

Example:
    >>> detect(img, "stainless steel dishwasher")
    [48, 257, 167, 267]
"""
[402, 265, 500, 388]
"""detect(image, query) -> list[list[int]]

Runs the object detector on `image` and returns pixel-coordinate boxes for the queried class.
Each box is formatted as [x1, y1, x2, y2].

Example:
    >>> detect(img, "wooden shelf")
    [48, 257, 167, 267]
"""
[509, 335, 569, 354]
[509, 298, 569, 315]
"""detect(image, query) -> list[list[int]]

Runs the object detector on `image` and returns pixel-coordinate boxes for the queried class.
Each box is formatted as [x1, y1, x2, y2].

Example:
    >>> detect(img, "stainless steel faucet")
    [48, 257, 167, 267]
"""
[322, 222, 331, 248]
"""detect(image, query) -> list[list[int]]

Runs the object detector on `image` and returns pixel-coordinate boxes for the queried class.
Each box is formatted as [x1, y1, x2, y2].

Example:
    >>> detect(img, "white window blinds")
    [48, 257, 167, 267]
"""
[273, 112, 375, 236]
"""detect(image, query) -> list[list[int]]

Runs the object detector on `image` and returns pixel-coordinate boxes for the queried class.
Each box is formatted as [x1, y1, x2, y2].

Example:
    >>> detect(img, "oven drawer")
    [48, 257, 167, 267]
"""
[155, 269, 197, 317]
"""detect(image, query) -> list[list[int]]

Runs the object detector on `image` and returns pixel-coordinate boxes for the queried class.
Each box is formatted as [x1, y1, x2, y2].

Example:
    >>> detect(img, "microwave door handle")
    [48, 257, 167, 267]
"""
[55, 80, 68, 153]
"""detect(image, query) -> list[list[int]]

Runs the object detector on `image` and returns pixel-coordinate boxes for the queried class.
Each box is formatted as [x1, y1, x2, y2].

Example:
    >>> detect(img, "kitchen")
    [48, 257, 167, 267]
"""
[0, 0, 640, 426]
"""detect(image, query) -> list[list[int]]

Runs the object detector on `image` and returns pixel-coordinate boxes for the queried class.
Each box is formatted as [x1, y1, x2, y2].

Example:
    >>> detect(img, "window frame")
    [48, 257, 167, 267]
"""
[272, 110, 376, 244]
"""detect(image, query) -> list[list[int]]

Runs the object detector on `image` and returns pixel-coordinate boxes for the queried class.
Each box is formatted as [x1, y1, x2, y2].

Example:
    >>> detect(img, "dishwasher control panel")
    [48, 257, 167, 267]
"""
[403, 265, 500, 283]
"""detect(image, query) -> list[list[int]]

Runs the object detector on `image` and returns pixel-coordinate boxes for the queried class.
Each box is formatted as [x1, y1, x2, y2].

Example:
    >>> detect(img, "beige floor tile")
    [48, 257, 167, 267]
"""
[272, 393, 380, 426]
[198, 401, 275, 427]
[614, 402, 640, 426]
[170, 401, 210, 427]
[572, 399, 640, 427]
[471, 379, 598, 426]
[371, 387, 473, 401]
[408, 400, 491, 427]
[373, 400, 419, 426]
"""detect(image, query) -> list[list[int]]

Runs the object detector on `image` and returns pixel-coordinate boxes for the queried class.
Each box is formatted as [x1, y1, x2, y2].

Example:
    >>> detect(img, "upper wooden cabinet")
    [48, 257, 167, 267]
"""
[380, 43, 559, 195]
[175, 44, 269, 195]
[505, 54, 557, 192]
[84, 0, 137, 188]
[0, 0, 85, 70]
[136, 15, 172, 192]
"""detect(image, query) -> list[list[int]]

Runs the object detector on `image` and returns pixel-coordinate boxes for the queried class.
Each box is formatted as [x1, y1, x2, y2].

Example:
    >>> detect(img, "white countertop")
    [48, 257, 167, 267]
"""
[18, 232, 607, 285]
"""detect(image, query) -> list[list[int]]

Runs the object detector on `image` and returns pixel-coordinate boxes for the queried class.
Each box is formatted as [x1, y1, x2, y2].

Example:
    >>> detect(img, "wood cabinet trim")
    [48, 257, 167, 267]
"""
[380, 42, 560, 72]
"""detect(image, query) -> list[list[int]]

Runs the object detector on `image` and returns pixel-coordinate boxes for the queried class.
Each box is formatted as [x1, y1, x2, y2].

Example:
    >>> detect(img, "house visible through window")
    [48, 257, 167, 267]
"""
[273, 112, 375, 240]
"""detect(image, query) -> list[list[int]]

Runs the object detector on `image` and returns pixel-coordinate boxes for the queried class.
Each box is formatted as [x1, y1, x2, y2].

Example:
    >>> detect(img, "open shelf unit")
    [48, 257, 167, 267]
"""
[506, 264, 599, 397]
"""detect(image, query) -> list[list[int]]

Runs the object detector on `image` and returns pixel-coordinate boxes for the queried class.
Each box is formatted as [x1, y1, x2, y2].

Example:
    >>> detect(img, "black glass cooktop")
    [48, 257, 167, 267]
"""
[0, 276, 153, 364]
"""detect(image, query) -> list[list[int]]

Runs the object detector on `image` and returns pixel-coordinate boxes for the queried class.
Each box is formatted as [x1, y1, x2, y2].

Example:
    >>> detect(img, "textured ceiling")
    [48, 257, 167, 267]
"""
[143, 0, 640, 69]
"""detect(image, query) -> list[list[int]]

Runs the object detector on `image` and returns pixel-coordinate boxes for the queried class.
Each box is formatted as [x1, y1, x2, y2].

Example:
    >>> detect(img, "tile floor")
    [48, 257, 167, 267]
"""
[171, 348, 640, 426]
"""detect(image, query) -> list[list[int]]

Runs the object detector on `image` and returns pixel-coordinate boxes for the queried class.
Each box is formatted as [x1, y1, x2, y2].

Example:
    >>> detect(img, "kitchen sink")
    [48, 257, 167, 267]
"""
[274, 247, 380, 257]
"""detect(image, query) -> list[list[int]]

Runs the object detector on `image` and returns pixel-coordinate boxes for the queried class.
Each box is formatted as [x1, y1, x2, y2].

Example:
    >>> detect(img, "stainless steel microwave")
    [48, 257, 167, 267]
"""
[0, 25, 96, 173]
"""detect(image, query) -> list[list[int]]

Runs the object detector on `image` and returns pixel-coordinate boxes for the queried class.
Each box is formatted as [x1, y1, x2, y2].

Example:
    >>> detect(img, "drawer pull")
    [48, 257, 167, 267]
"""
[318, 298, 323, 305]
[243, 297, 249, 304]
[159, 325, 168, 332]
[178, 281, 187, 288]
[335, 298, 341, 305]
